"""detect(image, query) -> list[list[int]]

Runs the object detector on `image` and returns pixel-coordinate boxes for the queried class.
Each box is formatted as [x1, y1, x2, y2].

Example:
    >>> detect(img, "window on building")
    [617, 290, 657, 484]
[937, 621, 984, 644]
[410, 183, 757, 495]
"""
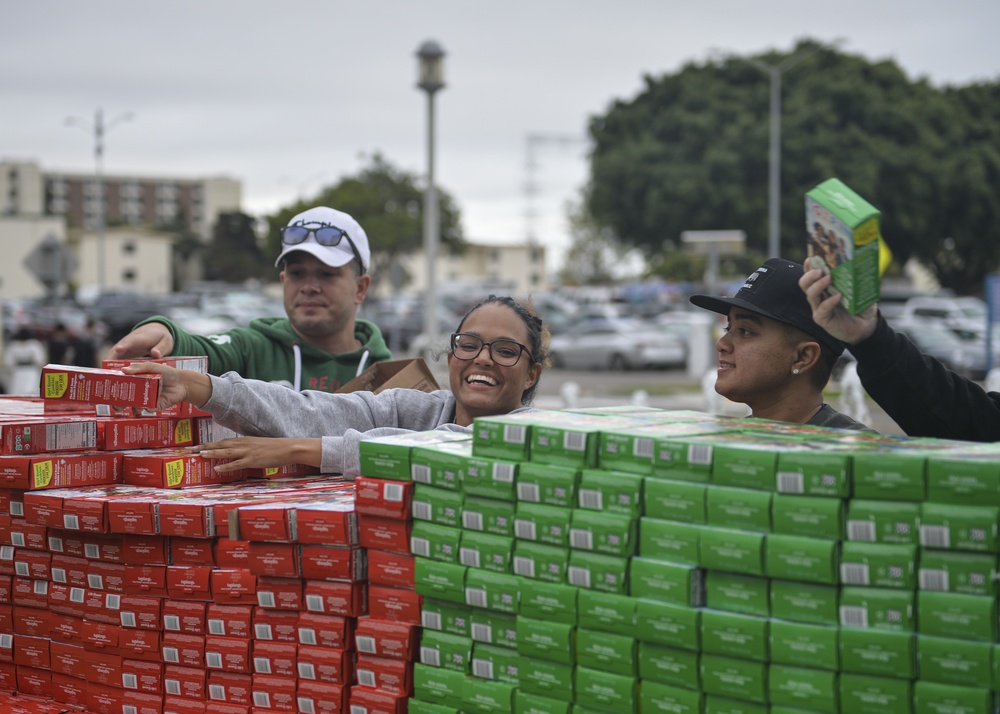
[122, 241, 136, 255]
[123, 269, 136, 283]
[531, 249, 543, 263]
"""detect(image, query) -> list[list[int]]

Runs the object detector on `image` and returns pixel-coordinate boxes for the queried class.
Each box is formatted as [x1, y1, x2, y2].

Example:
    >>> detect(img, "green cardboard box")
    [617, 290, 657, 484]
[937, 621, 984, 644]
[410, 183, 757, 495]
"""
[518, 579, 578, 625]
[459, 530, 514, 573]
[633, 597, 701, 650]
[411, 439, 473, 490]
[471, 609, 518, 649]
[769, 579, 839, 626]
[462, 677, 516, 714]
[512, 541, 569, 584]
[771, 494, 843, 540]
[849, 438, 933, 501]
[416, 560, 467, 604]
[839, 586, 915, 631]
[926, 451, 1000, 507]
[412, 483, 464, 527]
[473, 412, 540, 461]
[700, 609, 769, 661]
[514, 502, 572, 547]
[917, 591, 996, 642]
[462, 495, 515, 536]
[574, 666, 638, 714]
[839, 541, 916, 589]
[411, 521, 462, 563]
[517, 656, 575, 701]
[913, 681, 993, 714]
[577, 589, 637, 636]
[704, 485, 772, 532]
[516, 461, 579, 508]
[409, 699, 462, 714]
[414, 662, 466, 709]
[628, 557, 703, 606]
[465, 569, 520, 614]
[846, 499, 920, 544]
[805, 177, 883, 314]
[471, 642, 521, 683]
[702, 695, 768, 714]
[569, 509, 638, 557]
[577, 469, 644, 516]
[461, 451, 519, 501]
[421, 598, 473, 636]
[775, 445, 853, 497]
[919, 503, 1000, 552]
[516, 617, 576, 665]
[768, 664, 839, 713]
[839, 673, 913, 714]
[917, 550, 998, 596]
[839, 626, 916, 679]
[918, 635, 993, 689]
[704, 572, 769, 617]
[576, 628, 637, 676]
[769, 619, 839, 670]
[567, 550, 630, 594]
[420, 630, 472, 673]
[360, 430, 471, 481]
[637, 641, 700, 688]
[639, 680, 703, 714]
[700, 653, 767, 703]
[638, 517, 702, 566]
[642, 478, 706, 523]
[698, 526, 766, 577]
[764, 534, 838, 584]
[514, 691, 572, 714]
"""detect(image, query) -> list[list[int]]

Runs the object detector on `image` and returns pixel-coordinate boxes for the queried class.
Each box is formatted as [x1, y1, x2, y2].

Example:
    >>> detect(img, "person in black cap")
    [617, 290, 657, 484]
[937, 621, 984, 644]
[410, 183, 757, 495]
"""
[690, 258, 871, 430]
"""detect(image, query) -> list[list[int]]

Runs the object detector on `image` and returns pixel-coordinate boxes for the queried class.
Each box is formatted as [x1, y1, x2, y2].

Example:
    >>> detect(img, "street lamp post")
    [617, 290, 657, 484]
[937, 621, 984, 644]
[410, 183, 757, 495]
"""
[744, 45, 824, 259]
[416, 40, 445, 358]
[66, 108, 134, 293]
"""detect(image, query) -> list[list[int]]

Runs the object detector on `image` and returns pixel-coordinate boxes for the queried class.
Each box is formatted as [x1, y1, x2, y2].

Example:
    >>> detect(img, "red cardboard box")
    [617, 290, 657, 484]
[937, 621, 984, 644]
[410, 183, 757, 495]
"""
[170, 536, 217, 567]
[120, 628, 161, 662]
[13, 633, 50, 669]
[80, 618, 120, 651]
[163, 696, 208, 713]
[47, 582, 86, 618]
[248, 542, 299, 578]
[356, 652, 415, 694]
[122, 657, 163, 694]
[296, 612, 353, 650]
[0, 451, 121, 491]
[163, 663, 207, 700]
[250, 673, 297, 711]
[13, 549, 51, 581]
[50, 530, 123, 562]
[295, 644, 353, 685]
[291, 496, 358, 546]
[86, 647, 123, 686]
[101, 415, 195, 450]
[205, 634, 251, 674]
[162, 632, 205, 668]
[295, 679, 345, 714]
[121, 534, 168, 564]
[206, 603, 253, 639]
[7, 517, 47, 549]
[302, 579, 367, 617]
[83, 588, 123, 625]
[358, 514, 411, 554]
[0, 415, 99, 455]
[124, 564, 168, 597]
[12, 576, 48, 609]
[255, 577, 302, 611]
[207, 670, 252, 705]
[16, 664, 52, 698]
[366, 549, 416, 589]
[210, 568, 257, 605]
[252, 609, 298, 643]
[348, 684, 410, 714]
[116, 690, 163, 714]
[162, 599, 207, 634]
[250, 640, 297, 677]
[123, 449, 246, 489]
[354, 617, 419, 661]
[52, 671, 88, 708]
[355, 476, 414, 519]
[13, 605, 49, 637]
[41, 363, 162, 409]
[87, 560, 126, 593]
[213, 538, 251, 569]
[166, 565, 213, 600]
[50, 612, 83, 645]
[299, 544, 365, 582]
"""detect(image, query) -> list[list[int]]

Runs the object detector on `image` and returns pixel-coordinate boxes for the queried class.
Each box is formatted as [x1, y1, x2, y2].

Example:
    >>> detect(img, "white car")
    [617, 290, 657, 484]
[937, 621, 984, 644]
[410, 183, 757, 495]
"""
[549, 318, 686, 370]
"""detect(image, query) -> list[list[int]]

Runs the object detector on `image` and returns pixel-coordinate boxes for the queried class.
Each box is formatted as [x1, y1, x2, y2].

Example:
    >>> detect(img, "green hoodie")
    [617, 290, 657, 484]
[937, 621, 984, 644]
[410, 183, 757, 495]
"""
[136, 315, 392, 392]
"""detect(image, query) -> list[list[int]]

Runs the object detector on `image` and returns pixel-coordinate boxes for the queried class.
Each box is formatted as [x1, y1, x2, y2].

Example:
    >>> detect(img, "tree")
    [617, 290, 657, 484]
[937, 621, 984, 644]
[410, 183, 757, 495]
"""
[203, 212, 268, 282]
[266, 153, 464, 292]
[559, 196, 625, 285]
[586, 40, 1000, 292]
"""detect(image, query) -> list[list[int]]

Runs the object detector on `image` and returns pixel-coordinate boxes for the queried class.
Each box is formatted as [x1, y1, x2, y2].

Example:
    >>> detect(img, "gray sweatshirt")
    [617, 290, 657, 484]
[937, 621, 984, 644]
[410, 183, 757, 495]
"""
[203, 371, 535, 479]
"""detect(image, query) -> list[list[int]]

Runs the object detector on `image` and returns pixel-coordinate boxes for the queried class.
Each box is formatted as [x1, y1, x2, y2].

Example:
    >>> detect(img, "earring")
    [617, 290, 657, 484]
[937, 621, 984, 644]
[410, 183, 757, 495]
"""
[792, 368, 800, 375]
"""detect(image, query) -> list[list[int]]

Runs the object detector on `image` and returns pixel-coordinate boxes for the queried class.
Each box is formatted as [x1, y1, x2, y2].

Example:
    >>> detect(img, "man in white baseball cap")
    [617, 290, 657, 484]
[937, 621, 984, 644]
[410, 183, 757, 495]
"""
[108, 206, 391, 392]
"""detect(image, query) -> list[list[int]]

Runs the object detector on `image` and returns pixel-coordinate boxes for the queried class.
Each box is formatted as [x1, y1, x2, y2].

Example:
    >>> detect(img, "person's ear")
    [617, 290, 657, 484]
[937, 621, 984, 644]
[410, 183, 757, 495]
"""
[793, 341, 822, 373]
[355, 274, 372, 303]
[525, 362, 542, 388]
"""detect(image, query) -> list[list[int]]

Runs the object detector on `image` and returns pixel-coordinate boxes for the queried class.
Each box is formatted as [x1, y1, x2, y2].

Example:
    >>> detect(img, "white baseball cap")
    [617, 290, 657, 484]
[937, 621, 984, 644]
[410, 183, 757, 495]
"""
[274, 206, 371, 273]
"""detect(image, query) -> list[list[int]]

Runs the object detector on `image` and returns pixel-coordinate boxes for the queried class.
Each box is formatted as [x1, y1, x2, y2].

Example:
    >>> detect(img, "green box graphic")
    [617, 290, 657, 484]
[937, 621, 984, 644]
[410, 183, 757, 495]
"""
[705, 485, 772, 532]
[516, 617, 576, 665]
[839, 586, 915, 632]
[765, 534, 838, 585]
[577, 589, 637, 637]
[359, 430, 472, 481]
[516, 461, 579, 508]
[569, 509, 638, 557]
[518, 580, 578, 625]
[700, 609, 769, 661]
[839, 627, 916, 679]
[768, 664, 839, 713]
[917, 635, 993, 689]
[420, 630, 472, 673]
[771, 493, 844, 540]
[637, 641, 700, 689]
[839, 542, 916, 589]
[839, 673, 912, 714]
[642, 478, 707, 523]
[459, 530, 514, 573]
[633, 598, 700, 650]
[577, 628, 637, 676]
[917, 591, 996, 642]
[411, 521, 462, 563]
[916, 550, 998, 596]
[769, 579, 839, 626]
[629, 557, 703, 606]
[577, 469, 644, 516]
[704, 572, 769, 617]
[846, 499, 920, 544]
[412, 483, 464, 527]
[638, 517, 702, 566]
[471, 642, 521, 683]
[769, 619, 839, 671]
[512, 541, 569, 584]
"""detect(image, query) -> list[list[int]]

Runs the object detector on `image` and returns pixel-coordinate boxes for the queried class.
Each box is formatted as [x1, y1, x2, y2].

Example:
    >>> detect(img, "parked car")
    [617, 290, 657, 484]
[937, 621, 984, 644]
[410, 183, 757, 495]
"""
[548, 318, 687, 371]
[889, 318, 990, 380]
[898, 296, 988, 333]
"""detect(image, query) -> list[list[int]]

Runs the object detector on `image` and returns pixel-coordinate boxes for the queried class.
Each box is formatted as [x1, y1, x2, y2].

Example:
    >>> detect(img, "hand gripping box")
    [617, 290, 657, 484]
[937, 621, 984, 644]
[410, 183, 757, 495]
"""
[805, 177, 885, 314]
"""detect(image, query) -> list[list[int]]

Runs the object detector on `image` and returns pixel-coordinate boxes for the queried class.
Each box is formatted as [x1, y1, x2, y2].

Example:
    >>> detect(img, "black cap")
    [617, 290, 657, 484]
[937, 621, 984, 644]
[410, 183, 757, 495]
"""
[689, 258, 846, 357]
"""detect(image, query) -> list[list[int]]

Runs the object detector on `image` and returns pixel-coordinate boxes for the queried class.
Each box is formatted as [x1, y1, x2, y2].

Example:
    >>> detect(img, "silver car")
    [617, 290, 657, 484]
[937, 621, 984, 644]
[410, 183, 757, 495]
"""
[549, 318, 687, 370]
[890, 318, 990, 380]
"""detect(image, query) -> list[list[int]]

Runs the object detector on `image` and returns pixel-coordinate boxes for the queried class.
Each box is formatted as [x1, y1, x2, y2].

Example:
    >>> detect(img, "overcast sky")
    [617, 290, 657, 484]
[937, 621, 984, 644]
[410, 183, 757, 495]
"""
[4, 1, 998, 271]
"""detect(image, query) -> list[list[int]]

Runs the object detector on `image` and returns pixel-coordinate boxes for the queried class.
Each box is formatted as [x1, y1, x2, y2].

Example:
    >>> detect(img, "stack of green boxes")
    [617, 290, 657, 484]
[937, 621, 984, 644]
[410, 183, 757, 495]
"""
[358, 408, 1000, 714]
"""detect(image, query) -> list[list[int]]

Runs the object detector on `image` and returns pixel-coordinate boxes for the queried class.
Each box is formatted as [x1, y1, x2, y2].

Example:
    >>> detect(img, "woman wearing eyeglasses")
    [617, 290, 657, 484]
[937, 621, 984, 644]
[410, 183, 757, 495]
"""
[124, 295, 548, 480]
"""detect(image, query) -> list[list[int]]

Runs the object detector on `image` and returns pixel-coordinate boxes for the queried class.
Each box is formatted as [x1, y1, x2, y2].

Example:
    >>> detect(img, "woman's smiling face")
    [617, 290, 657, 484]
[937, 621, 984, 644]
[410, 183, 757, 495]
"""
[448, 303, 542, 426]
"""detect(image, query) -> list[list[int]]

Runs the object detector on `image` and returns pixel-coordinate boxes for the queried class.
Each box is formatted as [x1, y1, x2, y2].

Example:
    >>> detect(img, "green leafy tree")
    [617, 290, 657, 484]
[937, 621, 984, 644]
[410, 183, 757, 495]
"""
[587, 40, 1000, 292]
[266, 153, 464, 292]
[203, 212, 268, 282]
[559, 196, 624, 285]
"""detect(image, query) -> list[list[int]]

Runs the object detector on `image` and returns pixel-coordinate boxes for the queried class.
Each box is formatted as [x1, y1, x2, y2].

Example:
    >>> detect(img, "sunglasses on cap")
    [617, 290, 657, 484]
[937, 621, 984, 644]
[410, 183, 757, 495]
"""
[280, 221, 366, 272]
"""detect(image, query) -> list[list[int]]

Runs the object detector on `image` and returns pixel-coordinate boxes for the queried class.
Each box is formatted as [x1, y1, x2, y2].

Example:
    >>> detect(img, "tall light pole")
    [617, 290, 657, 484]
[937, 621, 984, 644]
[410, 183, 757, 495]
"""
[66, 108, 134, 293]
[416, 40, 445, 357]
[743, 44, 825, 258]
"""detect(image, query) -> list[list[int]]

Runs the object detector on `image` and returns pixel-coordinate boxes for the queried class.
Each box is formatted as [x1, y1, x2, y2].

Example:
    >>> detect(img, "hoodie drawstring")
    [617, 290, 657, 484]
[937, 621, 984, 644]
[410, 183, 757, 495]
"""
[292, 343, 302, 391]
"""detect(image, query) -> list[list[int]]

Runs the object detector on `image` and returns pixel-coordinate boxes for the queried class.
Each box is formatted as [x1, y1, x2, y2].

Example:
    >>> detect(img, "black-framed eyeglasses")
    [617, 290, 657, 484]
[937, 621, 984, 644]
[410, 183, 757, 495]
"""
[450, 333, 530, 367]
[281, 221, 366, 272]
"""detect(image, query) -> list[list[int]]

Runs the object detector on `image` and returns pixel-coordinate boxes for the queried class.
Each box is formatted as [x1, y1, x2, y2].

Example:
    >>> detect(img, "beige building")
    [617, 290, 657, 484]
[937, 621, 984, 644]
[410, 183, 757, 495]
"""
[0, 159, 241, 297]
